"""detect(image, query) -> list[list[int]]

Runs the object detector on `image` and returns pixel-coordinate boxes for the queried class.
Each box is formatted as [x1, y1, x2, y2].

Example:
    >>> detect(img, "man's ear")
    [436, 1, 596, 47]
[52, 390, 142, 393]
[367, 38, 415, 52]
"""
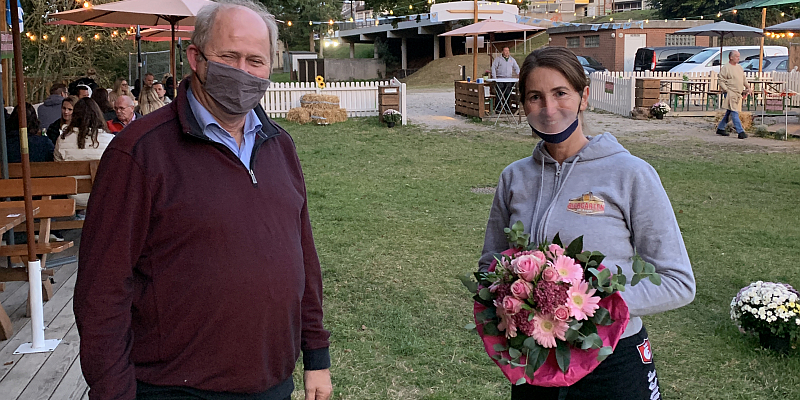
[187, 45, 201, 73]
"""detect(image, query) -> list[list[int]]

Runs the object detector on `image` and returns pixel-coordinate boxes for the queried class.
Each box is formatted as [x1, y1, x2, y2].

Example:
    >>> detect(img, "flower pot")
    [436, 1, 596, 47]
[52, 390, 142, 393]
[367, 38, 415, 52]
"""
[655, 114, 664, 120]
[759, 332, 791, 353]
[386, 121, 396, 128]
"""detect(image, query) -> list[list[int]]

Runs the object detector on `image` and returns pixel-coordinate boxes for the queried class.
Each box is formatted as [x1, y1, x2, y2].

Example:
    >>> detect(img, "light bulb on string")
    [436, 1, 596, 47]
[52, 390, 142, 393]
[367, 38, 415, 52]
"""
[682, 17, 686, 21]
[409, 4, 412, 9]
[25, 31, 30, 37]
[732, 9, 737, 14]
[609, 18, 613, 21]
[781, 12, 785, 17]
[42, 34, 48, 40]
[328, 19, 334, 25]
[94, 33, 100, 40]
[389, 9, 393, 15]
[287, 21, 292, 26]
[60, 36, 66, 42]
[700, 15, 703, 19]
[645, 19, 649, 23]
[717, 12, 722, 17]
[349, 17, 353, 22]
[77, 36, 83, 42]
[789, 32, 795, 38]
[29, 35, 36, 41]
[112, 30, 118, 36]
[83, 1, 90, 7]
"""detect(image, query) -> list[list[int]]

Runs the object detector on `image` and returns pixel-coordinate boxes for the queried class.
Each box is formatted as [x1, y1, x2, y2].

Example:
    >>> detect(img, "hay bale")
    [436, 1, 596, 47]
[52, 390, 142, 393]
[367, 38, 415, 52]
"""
[300, 94, 340, 109]
[714, 110, 753, 132]
[310, 108, 348, 124]
[286, 107, 311, 124]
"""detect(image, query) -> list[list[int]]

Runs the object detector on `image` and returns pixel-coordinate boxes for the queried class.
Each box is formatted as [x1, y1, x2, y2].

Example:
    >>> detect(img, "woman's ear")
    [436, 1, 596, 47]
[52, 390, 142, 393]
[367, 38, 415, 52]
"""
[580, 86, 590, 111]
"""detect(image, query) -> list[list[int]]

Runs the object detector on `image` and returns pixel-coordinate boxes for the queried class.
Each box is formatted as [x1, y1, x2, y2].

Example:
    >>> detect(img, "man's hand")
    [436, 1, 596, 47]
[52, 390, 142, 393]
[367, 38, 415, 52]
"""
[304, 369, 332, 400]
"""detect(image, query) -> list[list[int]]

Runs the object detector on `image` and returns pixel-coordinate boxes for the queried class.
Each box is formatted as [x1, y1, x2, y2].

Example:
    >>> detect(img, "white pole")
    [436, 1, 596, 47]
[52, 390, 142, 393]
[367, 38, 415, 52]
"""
[13, 260, 60, 354]
[524, 31, 527, 54]
[28, 260, 44, 348]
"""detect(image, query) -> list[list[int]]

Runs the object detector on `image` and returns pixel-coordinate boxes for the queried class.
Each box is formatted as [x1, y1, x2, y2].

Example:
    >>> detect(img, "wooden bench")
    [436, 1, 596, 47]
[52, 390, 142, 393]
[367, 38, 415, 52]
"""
[8, 160, 98, 231]
[0, 176, 77, 340]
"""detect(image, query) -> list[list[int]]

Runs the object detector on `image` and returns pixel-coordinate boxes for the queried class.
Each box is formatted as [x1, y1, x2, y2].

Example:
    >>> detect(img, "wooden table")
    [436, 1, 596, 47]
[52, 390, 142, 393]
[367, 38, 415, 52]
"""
[661, 80, 711, 111]
[0, 206, 37, 340]
[455, 80, 493, 119]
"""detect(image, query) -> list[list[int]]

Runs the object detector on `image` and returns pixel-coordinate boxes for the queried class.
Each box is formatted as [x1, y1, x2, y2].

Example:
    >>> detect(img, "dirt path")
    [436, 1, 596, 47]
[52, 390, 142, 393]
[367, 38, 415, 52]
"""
[406, 87, 800, 153]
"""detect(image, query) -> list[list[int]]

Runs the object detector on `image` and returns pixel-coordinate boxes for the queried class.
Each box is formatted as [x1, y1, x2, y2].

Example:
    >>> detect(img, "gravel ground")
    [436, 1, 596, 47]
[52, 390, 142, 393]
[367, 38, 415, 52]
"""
[405, 87, 800, 153]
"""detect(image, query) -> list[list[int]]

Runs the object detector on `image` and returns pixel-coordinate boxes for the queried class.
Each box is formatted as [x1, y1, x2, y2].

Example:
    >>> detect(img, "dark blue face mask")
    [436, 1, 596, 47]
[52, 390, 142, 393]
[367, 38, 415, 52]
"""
[528, 93, 583, 144]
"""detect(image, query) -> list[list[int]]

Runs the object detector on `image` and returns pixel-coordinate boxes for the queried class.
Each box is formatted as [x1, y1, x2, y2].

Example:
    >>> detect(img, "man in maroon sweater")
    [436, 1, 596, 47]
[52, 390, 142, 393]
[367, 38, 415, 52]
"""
[74, 1, 332, 399]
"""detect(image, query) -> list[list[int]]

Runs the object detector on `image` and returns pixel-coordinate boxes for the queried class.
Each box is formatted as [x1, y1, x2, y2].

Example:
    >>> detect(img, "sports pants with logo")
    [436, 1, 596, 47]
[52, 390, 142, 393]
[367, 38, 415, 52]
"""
[510, 326, 661, 400]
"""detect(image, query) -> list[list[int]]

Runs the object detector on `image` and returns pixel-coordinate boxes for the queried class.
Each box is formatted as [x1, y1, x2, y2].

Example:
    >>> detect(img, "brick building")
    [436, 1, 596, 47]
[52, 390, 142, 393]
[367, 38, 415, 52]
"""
[547, 21, 713, 71]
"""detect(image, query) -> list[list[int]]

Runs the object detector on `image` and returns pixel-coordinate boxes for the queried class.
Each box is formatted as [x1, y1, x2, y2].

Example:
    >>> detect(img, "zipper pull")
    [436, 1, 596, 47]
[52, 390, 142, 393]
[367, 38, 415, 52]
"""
[249, 169, 258, 185]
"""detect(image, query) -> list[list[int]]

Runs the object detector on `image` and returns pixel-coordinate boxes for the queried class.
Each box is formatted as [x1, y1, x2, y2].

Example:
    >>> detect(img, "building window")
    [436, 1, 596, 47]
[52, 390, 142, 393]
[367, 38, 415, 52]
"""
[665, 34, 696, 46]
[567, 36, 580, 48]
[584, 35, 600, 48]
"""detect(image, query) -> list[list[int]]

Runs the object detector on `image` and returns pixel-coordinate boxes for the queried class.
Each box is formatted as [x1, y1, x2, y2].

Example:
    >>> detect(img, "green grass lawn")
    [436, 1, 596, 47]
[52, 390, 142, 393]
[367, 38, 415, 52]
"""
[282, 117, 800, 399]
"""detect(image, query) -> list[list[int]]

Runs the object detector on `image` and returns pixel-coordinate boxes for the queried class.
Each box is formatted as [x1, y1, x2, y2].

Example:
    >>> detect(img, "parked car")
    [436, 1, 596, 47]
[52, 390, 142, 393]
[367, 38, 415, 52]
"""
[669, 46, 788, 73]
[633, 46, 705, 72]
[577, 55, 607, 75]
[741, 55, 788, 72]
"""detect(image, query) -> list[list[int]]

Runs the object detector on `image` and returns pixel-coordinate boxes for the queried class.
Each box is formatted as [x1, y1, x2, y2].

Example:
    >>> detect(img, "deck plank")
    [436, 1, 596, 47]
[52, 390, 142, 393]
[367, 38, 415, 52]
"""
[17, 318, 80, 400]
[0, 297, 75, 399]
[0, 271, 77, 382]
[47, 355, 88, 400]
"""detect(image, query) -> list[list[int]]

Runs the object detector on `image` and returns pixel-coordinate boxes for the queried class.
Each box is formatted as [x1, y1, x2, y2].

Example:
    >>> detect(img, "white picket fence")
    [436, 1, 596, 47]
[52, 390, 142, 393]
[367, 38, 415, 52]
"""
[261, 81, 407, 125]
[588, 70, 800, 117]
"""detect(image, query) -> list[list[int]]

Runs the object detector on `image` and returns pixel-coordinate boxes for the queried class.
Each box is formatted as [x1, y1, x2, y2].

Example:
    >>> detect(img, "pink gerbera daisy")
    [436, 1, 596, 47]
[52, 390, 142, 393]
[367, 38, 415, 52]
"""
[531, 313, 568, 348]
[552, 255, 583, 284]
[566, 281, 601, 320]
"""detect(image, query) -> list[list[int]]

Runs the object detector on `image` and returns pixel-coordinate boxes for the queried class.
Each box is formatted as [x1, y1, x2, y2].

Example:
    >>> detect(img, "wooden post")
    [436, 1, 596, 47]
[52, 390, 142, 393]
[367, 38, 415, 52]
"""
[0, 0, 9, 106]
[472, 0, 478, 79]
[759, 7, 766, 73]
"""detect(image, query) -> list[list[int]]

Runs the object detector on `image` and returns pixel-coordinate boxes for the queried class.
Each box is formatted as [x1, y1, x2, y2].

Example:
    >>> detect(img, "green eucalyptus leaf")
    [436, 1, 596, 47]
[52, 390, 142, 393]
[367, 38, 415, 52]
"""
[578, 321, 598, 336]
[631, 275, 643, 287]
[464, 322, 477, 330]
[555, 340, 571, 373]
[458, 273, 478, 293]
[597, 346, 614, 362]
[565, 328, 581, 342]
[632, 258, 644, 273]
[508, 347, 522, 359]
[493, 343, 508, 352]
[515, 377, 527, 386]
[492, 353, 503, 360]
[510, 361, 526, 368]
[498, 358, 510, 365]
[649, 273, 662, 286]
[478, 288, 492, 301]
[523, 337, 538, 350]
[643, 261, 656, 274]
[508, 335, 526, 349]
[483, 321, 501, 336]
[575, 251, 590, 263]
[590, 307, 614, 325]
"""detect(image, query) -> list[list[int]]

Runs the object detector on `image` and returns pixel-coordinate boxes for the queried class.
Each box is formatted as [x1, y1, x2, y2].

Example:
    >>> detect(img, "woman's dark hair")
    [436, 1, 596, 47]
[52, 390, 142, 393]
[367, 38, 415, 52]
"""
[518, 47, 589, 105]
[63, 98, 105, 149]
[7, 102, 40, 134]
[91, 87, 114, 113]
[62, 97, 76, 107]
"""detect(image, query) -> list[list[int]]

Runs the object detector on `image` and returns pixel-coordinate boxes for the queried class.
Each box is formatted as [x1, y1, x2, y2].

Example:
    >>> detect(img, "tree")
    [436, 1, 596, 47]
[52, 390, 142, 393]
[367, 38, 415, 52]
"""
[259, 0, 341, 51]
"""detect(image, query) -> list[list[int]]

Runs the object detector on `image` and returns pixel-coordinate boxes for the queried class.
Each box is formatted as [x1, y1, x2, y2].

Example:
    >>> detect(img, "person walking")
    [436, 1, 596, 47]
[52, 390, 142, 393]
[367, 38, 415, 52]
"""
[716, 50, 752, 139]
[74, 1, 333, 399]
[480, 46, 695, 400]
[491, 46, 520, 113]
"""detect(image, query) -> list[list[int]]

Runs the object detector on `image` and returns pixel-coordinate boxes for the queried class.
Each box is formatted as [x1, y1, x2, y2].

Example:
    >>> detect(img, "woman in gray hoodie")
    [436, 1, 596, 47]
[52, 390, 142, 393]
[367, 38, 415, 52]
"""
[479, 47, 696, 400]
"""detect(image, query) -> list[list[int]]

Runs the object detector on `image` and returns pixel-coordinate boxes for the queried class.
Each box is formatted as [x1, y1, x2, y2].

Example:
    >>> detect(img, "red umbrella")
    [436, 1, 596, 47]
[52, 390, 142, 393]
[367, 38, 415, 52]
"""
[130, 27, 193, 42]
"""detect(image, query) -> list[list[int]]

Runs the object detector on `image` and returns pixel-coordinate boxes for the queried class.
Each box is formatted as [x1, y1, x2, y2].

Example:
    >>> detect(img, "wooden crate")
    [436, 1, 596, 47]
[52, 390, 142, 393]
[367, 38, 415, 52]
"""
[635, 87, 660, 99]
[454, 81, 490, 119]
[635, 97, 659, 108]
[635, 78, 660, 89]
[378, 86, 400, 122]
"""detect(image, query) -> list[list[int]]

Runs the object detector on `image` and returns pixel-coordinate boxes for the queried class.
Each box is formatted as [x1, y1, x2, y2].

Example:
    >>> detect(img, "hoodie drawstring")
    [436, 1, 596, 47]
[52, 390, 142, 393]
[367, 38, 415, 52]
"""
[533, 155, 581, 245]
[531, 156, 545, 244]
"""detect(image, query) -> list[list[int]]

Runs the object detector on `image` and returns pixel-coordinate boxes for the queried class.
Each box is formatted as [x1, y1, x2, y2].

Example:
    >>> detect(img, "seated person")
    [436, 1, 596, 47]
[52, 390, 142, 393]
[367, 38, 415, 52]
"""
[46, 97, 76, 145]
[55, 98, 115, 208]
[91, 87, 116, 121]
[6, 103, 54, 163]
[137, 85, 165, 115]
[153, 81, 171, 105]
[107, 95, 142, 133]
[76, 84, 92, 99]
[39, 83, 69, 129]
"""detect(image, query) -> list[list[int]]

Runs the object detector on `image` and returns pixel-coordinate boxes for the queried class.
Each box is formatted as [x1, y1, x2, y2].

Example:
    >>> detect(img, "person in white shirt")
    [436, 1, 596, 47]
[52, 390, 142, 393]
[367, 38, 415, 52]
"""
[491, 46, 520, 113]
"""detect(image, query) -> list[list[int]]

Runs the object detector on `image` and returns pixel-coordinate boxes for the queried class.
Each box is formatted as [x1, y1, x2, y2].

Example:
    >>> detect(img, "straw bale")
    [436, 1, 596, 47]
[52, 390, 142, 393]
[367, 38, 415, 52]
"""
[300, 94, 340, 109]
[310, 108, 348, 124]
[286, 107, 311, 124]
[715, 110, 753, 132]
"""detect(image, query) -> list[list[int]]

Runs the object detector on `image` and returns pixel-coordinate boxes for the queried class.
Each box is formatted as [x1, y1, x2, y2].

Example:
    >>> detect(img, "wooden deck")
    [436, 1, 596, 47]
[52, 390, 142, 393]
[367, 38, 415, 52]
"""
[0, 234, 89, 400]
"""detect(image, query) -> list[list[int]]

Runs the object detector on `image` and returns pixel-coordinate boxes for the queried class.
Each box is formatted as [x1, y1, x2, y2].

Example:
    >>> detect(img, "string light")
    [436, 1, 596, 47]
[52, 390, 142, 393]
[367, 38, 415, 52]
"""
[789, 32, 795, 38]
[83, 1, 90, 7]
[409, 4, 413, 9]
[682, 17, 686, 21]
[94, 33, 100, 40]
[732, 10, 737, 14]
[112, 30, 118, 36]
[717, 12, 722, 17]
[328, 19, 333, 24]
[781, 12, 785, 17]
[389, 10, 393, 15]
[700, 15, 703, 19]
[645, 19, 649, 23]
[309, 21, 312, 25]
[60, 36, 66, 42]
[375, 19, 379, 26]
[77, 36, 83, 42]
[29, 34, 36, 41]
[609, 18, 613, 21]
[25, 31, 30, 37]
[42, 34, 48, 40]
[349, 17, 353, 22]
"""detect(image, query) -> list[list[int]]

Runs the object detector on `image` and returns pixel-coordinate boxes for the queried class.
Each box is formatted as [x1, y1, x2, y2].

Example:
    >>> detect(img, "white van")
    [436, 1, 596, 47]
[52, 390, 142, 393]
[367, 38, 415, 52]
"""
[669, 46, 788, 73]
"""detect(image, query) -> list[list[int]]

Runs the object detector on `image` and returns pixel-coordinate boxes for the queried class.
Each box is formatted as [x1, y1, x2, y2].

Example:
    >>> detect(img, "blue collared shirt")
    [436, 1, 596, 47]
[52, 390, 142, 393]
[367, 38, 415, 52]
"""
[187, 88, 262, 168]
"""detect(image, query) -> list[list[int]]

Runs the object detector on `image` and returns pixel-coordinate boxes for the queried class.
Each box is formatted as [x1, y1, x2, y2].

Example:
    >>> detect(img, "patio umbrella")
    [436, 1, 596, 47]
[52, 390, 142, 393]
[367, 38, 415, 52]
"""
[50, 0, 213, 97]
[766, 17, 800, 31]
[133, 27, 193, 42]
[674, 21, 763, 73]
[440, 19, 545, 80]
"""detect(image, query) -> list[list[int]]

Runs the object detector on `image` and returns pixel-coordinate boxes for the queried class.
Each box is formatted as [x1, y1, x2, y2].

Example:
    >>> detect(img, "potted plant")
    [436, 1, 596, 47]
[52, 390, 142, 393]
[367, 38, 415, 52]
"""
[382, 109, 401, 128]
[731, 281, 799, 354]
[484, 70, 490, 79]
[650, 102, 671, 119]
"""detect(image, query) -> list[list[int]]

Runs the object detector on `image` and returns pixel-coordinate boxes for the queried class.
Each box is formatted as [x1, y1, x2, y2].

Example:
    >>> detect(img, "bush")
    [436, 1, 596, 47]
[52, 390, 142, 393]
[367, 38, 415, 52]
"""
[753, 125, 770, 138]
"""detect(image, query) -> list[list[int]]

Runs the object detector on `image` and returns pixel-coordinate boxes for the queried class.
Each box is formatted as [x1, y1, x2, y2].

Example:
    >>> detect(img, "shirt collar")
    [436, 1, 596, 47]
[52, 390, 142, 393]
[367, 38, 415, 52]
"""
[186, 87, 262, 137]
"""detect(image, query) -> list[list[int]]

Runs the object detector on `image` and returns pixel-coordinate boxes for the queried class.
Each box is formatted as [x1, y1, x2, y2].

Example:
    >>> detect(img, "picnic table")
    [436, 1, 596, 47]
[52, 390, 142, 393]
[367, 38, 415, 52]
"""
[661, 80, 713, 111]
[0, 206, 39, 340]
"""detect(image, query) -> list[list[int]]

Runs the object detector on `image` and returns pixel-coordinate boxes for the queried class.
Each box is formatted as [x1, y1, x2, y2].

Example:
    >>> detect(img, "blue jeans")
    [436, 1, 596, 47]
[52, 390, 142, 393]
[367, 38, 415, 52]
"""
[717, 110, 745, 134]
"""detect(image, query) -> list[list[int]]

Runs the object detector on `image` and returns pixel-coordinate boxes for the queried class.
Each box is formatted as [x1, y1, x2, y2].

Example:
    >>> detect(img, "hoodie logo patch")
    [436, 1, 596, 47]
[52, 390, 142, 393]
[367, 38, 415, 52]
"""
[567, 192, 605, 215]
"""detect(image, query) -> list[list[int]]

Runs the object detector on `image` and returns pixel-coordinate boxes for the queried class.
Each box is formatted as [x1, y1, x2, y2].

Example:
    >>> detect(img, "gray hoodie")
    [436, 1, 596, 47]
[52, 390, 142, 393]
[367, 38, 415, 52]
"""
[479, 133, 695, 339]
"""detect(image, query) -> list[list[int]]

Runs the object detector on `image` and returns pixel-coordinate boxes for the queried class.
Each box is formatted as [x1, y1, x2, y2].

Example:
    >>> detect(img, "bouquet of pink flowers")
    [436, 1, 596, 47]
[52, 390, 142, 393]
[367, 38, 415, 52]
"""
[461, 221, 660, 386]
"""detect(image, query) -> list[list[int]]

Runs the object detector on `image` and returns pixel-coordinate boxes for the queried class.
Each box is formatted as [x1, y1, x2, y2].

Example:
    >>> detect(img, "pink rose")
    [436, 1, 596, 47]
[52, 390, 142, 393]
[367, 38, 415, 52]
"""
[553, 305, 570, 321]
[514, 254, 546, 281]
[511, 279, 533, 300]
[542, 266, 560, 282]
[547, 244, 564, 259]
[502, 296, 523, 315]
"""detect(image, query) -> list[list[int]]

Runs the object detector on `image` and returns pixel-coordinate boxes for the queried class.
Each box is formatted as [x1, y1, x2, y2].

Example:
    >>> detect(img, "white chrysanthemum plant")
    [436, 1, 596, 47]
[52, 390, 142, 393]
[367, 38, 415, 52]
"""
[731, 281, 800, 342]
[650, 102, 671, 117]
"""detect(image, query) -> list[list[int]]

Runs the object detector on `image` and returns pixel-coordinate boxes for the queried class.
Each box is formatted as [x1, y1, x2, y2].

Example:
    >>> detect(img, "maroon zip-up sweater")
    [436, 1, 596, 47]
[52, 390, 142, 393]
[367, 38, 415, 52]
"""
[74, 78, 330, 399]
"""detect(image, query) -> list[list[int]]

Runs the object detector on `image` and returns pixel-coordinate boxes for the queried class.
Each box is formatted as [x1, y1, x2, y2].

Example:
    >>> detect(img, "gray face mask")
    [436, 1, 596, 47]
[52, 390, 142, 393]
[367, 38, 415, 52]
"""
[197, 51, 271, 115]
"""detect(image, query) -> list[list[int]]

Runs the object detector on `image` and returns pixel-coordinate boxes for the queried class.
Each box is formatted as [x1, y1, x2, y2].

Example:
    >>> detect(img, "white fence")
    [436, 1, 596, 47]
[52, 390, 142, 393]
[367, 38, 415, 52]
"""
[588, 70, 800, 117]
[261, 81, 407, 125]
